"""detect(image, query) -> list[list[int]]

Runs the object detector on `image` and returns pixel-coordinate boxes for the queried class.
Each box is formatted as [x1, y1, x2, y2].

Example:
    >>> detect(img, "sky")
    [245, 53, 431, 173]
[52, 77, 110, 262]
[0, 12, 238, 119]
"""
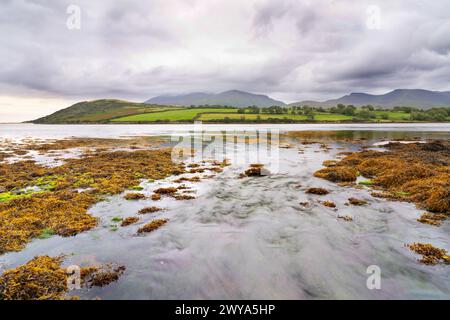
[1, 0, 450, 122]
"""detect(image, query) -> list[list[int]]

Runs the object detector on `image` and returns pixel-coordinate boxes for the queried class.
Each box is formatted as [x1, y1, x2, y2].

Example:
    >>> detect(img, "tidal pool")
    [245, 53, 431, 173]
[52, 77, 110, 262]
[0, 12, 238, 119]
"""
[0, 124, 449, 299]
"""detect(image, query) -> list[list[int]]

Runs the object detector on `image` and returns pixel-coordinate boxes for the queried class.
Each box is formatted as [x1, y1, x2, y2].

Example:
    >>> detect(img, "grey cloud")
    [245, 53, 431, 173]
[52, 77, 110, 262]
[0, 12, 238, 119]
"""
[1, 0, 450, 106]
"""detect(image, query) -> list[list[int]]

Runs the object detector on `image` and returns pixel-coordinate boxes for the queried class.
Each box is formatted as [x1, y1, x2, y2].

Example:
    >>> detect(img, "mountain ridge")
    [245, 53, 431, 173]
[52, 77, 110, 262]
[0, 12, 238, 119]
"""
[146, 89, 286, 107]
[289, 89, 450, 109]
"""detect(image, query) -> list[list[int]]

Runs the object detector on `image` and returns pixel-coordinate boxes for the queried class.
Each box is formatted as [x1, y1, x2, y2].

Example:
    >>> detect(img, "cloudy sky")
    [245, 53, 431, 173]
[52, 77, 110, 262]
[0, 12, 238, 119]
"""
[1, 0, 450, 121]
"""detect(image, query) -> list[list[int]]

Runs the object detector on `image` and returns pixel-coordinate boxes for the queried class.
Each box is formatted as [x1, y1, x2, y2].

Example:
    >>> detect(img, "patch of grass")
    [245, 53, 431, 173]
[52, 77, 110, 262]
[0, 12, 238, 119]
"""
[358, 180, 374, 186]
[37, 228, 55, 239]
[0, 191, 34, 203]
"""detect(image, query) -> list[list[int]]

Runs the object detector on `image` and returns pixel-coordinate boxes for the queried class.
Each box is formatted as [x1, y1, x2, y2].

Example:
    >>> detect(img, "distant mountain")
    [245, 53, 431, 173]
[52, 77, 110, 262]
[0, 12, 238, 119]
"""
[289, 89, 450, 109]
[146, 90, 286, 107]
[31, 88, 450, 124]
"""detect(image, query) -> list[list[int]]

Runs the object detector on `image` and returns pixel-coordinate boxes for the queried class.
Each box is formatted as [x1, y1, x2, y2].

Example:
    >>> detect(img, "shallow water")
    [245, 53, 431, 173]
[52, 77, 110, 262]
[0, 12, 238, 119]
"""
[0, 123, 450, 139]
[0, 124, 449, 299]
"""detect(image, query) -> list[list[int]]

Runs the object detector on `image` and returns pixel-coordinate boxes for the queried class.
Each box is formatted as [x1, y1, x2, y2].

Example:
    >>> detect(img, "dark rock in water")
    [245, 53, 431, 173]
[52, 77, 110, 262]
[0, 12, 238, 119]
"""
[421, 141, 447, 152]
[242, 164, 270, 177]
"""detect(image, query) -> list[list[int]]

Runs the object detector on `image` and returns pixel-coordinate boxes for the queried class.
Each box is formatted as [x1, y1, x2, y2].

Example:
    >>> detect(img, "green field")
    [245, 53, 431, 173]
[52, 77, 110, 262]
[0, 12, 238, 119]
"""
[112, 109, 415, 123]
[373, 111, 411, 120]
[199, 112, 354, 121]
[112, 108, 237, 122]
[314, 113, 353, 121]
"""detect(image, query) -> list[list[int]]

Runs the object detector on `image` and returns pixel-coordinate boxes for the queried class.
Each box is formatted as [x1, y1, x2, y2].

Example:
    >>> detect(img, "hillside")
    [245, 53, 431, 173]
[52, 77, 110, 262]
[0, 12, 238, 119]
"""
[289, 89, 450, 109]
[32, 99, 179, 123]
[146, 90, 286, 107]
[30, 89, 450, 124]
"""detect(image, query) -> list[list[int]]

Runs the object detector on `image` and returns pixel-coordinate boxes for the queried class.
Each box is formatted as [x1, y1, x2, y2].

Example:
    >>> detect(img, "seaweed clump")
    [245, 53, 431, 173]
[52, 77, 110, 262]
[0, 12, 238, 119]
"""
[121, 217, 139, 226]
[153, 187, 178, 195]
[0, 256, 126, 300]
[347, 198, 368, 206]
[0, 256, 67, 300]
[151, 193, 162, 201]
[314, 167, 358, 183]
[174, 176, 201, 183]
[322, 160, 339, 167]
[173, 194, 196, 200]
[138, 206, 162, 214]
[81, 264, 126, 288]
[321, 200, 336, 208]
[124, 193, 146, 200]
[306, 187, 329, 195]
[137, 219, 169, 234]
[315, 141, 450, 218]
[407, 243, 449, 265]
[417, 213, 448, 226]
[0, 191, 98, 254]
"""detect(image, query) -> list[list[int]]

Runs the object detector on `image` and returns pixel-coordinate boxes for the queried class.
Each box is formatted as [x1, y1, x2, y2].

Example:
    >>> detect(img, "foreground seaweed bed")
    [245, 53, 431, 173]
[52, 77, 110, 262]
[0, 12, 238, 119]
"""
[407, 243, 450, 265]
[314, 140, 450, 219]
[0, 139, 184, 254]
[0, 256, 126, 300]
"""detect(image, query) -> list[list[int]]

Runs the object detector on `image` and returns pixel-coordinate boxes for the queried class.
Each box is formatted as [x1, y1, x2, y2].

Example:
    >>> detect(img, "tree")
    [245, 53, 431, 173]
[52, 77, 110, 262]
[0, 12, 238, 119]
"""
[357, 109, 375, 120]
[337, 104, 346, 113]
[343, 105, 356, 116]
[248, 105, 260, 114]
[304, 108, 315, 120]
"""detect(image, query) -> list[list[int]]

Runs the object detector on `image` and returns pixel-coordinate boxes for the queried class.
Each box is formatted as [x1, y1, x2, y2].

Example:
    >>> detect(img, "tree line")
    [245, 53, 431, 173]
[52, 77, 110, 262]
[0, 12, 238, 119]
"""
[190, 103, 450, 121]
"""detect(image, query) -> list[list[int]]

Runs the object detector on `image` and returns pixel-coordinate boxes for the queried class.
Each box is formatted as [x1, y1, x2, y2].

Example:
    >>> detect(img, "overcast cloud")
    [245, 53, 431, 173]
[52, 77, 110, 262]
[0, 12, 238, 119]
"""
[1, 0, 450, 121]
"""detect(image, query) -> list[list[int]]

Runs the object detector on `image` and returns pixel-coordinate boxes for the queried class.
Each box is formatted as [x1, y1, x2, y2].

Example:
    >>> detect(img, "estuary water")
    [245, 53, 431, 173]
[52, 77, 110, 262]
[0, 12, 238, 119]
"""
[0, 123, 449, 139]
[0, 123, 449, 299]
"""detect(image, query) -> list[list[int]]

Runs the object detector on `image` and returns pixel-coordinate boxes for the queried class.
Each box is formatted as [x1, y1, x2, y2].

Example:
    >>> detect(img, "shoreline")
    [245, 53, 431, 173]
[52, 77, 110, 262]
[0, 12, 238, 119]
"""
[14, 120, 450, 125]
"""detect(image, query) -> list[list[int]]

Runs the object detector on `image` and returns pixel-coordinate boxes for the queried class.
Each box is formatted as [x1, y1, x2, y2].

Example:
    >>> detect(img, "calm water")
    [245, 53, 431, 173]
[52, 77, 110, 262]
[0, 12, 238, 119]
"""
[0, 123, 449, 139]
[0, 124, 449, 299]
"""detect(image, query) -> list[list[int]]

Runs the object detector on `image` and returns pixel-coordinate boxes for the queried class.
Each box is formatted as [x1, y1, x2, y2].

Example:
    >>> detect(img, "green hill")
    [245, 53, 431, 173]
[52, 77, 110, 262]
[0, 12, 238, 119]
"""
[32, 99, 181, 123]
